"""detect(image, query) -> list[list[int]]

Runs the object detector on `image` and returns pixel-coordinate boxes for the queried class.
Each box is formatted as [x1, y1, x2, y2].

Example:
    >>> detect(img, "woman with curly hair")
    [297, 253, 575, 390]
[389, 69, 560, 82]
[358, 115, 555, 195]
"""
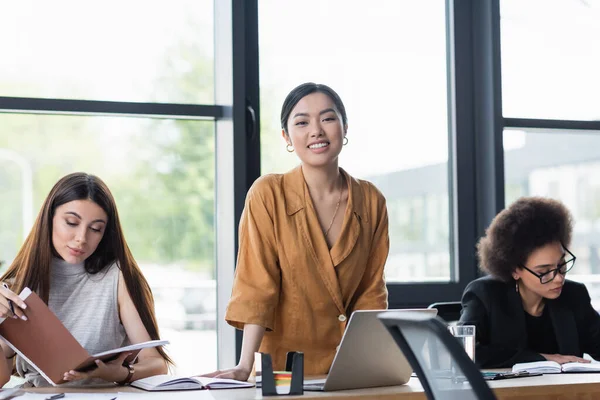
[459, 197, 600, 368]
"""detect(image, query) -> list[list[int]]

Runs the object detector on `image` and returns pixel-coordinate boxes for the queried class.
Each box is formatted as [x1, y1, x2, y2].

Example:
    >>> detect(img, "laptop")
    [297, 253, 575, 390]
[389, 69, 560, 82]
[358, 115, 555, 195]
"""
[303, 308, 437, 391]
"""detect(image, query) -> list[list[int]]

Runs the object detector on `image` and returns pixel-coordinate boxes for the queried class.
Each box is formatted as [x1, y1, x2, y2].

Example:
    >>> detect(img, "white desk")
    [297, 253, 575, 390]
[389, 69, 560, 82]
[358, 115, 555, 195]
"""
[18, 373, 600, 399]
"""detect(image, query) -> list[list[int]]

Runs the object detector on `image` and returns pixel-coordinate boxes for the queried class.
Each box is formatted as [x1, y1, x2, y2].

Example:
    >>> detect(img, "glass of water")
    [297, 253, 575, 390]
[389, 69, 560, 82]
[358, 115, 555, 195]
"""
[448, 325, 476, 362]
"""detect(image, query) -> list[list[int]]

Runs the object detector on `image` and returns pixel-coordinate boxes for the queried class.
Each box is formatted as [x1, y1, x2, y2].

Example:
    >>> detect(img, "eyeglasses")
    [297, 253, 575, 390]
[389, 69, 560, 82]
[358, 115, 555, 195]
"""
[520, 245, 576, 284]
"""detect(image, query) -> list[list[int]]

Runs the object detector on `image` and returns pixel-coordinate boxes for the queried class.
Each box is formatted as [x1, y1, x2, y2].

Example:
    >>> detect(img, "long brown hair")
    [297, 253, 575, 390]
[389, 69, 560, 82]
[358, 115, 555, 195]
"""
[2, 173, 172, 364]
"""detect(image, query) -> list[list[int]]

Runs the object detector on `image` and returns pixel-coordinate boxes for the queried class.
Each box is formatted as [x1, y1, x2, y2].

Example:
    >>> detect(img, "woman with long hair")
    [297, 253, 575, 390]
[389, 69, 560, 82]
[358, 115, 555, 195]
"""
[0, 173, 171, 387]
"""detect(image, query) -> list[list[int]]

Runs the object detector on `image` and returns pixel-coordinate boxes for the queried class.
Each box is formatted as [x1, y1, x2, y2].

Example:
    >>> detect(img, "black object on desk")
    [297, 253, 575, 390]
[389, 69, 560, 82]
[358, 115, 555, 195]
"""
[259, 351, 304, 396]
[482, 371, 543, 380]
[45, 394, 65, 400]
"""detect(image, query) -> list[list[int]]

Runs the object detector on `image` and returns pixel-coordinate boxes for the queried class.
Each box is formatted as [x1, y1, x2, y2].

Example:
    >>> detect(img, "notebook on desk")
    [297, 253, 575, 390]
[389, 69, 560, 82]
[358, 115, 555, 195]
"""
[513, 353, 600, 374]
[303, 309, 437, 391]
[130, 374, 254, 391]
[0, 287, 169, 386]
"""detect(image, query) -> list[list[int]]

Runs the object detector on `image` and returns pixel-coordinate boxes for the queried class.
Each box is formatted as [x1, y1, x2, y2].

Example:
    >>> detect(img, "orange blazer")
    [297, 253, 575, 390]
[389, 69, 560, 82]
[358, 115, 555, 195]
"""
[225, 165, 389, 374]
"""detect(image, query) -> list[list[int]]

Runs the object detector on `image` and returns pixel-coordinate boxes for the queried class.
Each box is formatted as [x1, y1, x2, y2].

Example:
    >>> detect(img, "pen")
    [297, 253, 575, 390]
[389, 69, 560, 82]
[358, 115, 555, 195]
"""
[1, 283, 15, 316]
[45, 394, 65, 400]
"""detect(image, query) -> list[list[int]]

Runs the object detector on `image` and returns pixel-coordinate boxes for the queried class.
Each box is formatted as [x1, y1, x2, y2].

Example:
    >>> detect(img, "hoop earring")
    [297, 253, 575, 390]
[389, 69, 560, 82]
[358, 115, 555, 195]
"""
[286, 144, 294, 153]
[343, 137, 348, 146]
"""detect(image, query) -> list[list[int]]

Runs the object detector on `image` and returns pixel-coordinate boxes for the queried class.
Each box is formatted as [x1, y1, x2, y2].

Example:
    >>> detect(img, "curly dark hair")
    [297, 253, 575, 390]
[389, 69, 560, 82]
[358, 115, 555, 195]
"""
[477, 196, 573, 282]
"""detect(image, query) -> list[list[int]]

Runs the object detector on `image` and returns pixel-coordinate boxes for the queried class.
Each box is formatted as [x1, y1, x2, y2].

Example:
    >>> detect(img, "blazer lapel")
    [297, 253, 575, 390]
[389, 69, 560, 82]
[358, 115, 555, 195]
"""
[330, 170, 367, 267]
[507, 288, 529, 349]
[283, 166, 345, 314]
[548, 300, 580, 356]
[507, 287, 580, 355]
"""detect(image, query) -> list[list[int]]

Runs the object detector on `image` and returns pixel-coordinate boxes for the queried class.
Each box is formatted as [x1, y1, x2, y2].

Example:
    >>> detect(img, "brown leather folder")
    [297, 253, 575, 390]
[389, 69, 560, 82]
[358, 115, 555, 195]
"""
[0, 288, 168, 386]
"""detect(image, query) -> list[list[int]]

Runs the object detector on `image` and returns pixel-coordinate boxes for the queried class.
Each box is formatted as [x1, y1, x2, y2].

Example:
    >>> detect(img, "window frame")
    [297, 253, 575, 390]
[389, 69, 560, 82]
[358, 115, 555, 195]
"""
[239, 0, 505, 318]
[234, 0, 600, 362]
[0, 0, 246, 372]
[385, 0, 505, 308]
[10, 0, 594, 368]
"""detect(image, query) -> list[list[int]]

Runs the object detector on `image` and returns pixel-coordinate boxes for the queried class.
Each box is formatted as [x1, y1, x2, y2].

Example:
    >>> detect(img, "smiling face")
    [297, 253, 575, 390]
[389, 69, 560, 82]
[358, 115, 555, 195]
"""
[52, 199, 108, 264]
[282, 92, 347, 168]
[514, 241, 568, 300]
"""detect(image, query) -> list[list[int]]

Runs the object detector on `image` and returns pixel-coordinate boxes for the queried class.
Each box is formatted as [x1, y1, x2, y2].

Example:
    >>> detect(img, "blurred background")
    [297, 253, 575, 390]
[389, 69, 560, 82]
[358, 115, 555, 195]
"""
[1, 0, 600, 375]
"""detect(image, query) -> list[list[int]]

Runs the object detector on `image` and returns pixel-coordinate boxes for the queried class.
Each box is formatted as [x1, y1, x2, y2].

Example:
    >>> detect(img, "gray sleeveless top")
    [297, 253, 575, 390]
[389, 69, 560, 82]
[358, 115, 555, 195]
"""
[16, 258, 128, 387]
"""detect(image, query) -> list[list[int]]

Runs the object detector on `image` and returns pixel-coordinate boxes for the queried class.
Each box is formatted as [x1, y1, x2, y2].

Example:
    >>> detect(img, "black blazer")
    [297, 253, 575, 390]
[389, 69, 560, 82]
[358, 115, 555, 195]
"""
[459, 276, 600, 368]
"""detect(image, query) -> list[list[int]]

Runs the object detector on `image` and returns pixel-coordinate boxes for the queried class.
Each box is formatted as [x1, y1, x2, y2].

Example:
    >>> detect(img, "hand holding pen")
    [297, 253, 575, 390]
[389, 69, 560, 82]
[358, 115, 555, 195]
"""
[0, 283, 27, 321]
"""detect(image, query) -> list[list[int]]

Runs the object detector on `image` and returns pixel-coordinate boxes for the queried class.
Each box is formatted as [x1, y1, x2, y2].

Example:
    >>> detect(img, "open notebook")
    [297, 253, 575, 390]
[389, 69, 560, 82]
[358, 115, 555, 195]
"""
[130, 374, 254, 391]
[512, 353, 600, 374]
[0, 287, 169, 386]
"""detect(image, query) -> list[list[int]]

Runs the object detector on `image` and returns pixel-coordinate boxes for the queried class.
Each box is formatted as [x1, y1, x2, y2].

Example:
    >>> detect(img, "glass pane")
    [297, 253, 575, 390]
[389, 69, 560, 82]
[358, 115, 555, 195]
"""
[501, 0, 600, 119]
[401, 325, 478, 400]
[0, 0, 214, 104]
[0, 114, 216, 375]
[504, 128, 600, 308]
[259, 0, 451, 282]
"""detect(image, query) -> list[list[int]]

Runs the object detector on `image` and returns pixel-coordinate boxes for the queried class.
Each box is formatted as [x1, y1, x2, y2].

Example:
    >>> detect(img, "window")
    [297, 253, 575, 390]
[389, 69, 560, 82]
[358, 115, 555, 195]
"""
[0, 115, 216, 375]
[0, 0, 214, 104]
[502, 0, 600, 310]
[504, 128, 600, 309]
[501, 0, 600, 120]
[258, 0, 452, 283]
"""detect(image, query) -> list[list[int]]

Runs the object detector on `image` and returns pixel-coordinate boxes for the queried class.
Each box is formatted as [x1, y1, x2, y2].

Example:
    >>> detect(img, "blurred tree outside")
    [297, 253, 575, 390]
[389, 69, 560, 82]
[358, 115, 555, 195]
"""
[0, 7, 306, 278]
[259, 86, 299, 175]
[0, 37, 216, 277]
[120, 36, 216, 275]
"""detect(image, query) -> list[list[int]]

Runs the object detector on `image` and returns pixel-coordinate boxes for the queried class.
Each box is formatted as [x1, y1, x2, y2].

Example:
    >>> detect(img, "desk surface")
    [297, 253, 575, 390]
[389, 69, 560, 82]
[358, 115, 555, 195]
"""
[18, 373, 600, 399]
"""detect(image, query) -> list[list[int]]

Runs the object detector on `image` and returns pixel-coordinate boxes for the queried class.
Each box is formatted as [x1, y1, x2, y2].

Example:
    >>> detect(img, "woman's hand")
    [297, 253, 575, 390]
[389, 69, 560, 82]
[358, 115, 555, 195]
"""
[0, 284, 27, 321]
[63, 352, 131, 383]
[541, 353, 591, 364]
[198, 323, 264, 382]
[200, 364, 252, 382]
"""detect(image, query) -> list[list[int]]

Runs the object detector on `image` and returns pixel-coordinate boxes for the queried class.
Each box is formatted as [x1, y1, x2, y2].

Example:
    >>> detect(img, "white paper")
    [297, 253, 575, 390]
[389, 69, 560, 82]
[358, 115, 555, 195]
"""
[512, 360, 561, 374]
[198, 377, 254, 389]
[117, 391, 215, 399]
[513, 355, 600, 374]
[561, 361, 600, 372]
[17, 394, 117, 400]
[91, 340, 170, 358]
[0, 388, 22, 400]
[130, 374, 252, 391]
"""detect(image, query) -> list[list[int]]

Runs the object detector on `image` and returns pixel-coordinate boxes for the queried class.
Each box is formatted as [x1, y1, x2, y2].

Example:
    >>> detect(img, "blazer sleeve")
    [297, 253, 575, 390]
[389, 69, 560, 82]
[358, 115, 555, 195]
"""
[350, 189, 389, 311]
[575, 284, 600, 359]
[225, 182, 280, 331]
[460, 281, 545, 368]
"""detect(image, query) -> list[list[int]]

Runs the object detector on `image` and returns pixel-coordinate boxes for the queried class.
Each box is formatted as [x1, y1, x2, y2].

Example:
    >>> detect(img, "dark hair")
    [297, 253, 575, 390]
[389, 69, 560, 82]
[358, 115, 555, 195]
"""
[477, 197, 573, 282]
[2, 172, 172, 364]
[280, 82, 348, 135]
